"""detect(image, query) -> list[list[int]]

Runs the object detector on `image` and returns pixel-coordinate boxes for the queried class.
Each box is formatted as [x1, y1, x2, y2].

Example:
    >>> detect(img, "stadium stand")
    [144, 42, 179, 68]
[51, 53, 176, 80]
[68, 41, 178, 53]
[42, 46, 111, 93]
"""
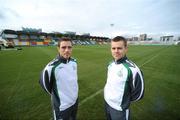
[0, 29, 110, 47]
[0, 29, 16, 48]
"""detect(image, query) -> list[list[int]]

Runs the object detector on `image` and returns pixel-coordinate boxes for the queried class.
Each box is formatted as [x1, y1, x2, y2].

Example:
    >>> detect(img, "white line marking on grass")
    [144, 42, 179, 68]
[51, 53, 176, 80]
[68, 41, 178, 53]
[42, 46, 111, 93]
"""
[139, 54, 159, 67]
[79, 52, 161, 106]
[79, 89, 103, 106]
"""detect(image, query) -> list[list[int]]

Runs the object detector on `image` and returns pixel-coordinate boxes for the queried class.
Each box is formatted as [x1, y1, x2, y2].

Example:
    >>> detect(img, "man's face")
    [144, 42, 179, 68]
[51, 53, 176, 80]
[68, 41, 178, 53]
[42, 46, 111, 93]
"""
[111, 41, 127, 61]
[58, 41, 72, 59]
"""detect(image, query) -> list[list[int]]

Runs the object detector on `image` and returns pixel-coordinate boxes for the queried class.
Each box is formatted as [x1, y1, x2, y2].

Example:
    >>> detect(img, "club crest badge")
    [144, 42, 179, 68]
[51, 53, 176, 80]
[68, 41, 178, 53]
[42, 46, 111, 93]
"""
[117, 69, 123, 77]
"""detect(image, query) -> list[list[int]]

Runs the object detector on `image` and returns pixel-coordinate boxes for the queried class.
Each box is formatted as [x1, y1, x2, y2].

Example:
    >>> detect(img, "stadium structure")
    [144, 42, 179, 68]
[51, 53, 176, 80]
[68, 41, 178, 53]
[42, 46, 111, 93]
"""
[0, 29, 16, 48]
[1, 28, 179, 49]
[0, 28, 110, 48]
[127, 34, 180, 45]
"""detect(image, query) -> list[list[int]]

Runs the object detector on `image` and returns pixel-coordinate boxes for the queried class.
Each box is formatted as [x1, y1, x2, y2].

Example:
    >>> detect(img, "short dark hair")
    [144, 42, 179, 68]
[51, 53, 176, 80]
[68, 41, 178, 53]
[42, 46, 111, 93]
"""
[111, 36, 127, 47]
[58, 37, 72, 47]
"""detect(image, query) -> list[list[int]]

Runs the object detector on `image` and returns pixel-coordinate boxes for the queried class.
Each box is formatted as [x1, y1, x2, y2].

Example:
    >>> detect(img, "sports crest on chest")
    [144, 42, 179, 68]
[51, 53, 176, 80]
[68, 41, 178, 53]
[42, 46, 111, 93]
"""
[117, 68, 123, 77]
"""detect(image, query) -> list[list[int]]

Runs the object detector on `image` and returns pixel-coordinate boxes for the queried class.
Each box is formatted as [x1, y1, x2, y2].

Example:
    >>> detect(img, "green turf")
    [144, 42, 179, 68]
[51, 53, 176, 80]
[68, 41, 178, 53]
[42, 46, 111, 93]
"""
[0, 45, 180, 120]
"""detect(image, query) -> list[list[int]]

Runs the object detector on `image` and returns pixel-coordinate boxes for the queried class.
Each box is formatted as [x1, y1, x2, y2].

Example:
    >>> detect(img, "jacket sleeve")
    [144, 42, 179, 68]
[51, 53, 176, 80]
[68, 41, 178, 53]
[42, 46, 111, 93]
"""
[39, 66, 53, 95]
[130, 70, 144, 102]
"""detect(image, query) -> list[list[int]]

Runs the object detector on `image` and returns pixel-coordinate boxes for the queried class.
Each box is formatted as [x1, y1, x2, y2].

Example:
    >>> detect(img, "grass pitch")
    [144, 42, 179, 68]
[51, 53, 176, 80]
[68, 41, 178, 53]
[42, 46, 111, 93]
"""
[0, 45, 180, 120]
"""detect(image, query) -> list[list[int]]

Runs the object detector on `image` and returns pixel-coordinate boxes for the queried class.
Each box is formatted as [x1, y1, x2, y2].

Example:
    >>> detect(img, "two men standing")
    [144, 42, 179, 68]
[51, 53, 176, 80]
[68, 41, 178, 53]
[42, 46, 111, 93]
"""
[39, 36, 144, 120]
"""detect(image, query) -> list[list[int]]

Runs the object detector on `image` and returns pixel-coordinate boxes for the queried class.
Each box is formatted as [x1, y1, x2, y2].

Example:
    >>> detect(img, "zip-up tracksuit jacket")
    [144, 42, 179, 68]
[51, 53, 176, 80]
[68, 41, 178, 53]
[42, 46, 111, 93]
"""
[104, 56, 144, 111]
[39, 55, 78, 112]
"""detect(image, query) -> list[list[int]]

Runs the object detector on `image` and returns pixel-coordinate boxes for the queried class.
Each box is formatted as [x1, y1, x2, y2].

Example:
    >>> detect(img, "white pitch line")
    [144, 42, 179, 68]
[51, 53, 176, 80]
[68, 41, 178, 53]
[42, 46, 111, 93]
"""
[139, 54, 159, 67]
[79, 89, 103, 106]
[79, 51, 162, 107]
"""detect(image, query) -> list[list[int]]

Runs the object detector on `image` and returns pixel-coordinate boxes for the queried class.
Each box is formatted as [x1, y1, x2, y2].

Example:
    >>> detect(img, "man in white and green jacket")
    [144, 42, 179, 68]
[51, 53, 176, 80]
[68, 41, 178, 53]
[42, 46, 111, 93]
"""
[104, 36, 144, 120]
[40, 37, 78, 120]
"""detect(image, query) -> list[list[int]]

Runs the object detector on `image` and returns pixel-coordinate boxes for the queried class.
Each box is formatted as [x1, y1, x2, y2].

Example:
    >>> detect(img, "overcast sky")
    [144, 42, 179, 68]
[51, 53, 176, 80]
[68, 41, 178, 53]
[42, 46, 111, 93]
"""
[0, 0, 180, 38]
